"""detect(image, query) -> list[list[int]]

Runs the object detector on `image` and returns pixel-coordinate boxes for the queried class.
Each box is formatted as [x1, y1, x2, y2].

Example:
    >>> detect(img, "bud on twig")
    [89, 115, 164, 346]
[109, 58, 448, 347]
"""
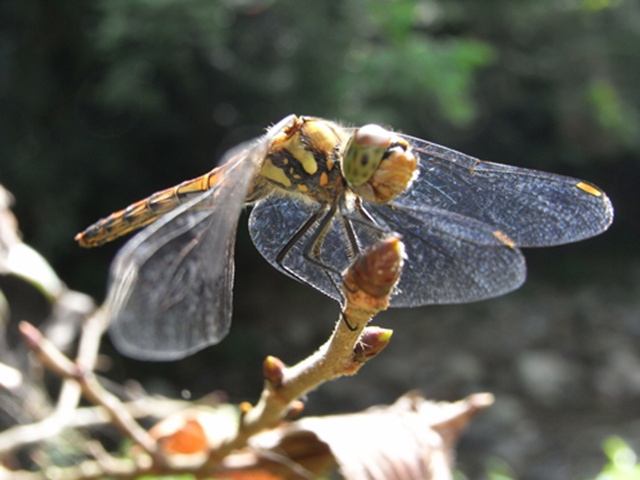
[343, 236, 405, 307]
[263, 355, 286, 387]
[354, 327, 393, 361]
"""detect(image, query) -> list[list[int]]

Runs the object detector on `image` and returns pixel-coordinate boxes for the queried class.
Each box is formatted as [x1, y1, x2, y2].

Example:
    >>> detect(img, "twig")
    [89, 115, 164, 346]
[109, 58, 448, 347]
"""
[3, 237, 405, 479]
[50, 301, 103, 432]
[18, 322, 159, 460]
[209, 236, 404, 465]
[0, 304, 103, 454]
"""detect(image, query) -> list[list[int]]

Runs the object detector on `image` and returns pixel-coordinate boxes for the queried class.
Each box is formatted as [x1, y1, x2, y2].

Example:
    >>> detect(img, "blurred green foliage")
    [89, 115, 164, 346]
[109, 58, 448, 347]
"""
[594, 436, 640, 480]
[1, 0, 638, 292]
[453, 437, 640, 480]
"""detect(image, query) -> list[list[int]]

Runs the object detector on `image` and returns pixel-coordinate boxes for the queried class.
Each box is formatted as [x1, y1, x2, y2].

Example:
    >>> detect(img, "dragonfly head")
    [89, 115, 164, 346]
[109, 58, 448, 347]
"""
[342, 124, 418, 204]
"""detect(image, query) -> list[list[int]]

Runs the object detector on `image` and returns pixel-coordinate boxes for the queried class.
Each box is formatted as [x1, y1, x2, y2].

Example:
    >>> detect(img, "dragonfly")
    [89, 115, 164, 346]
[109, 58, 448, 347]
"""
[76, 114, 614, 360]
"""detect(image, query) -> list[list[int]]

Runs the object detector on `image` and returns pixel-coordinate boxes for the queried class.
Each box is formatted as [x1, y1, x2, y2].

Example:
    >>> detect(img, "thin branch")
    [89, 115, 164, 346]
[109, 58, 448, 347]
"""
[3, 237, 405, 479]
[0, 307, 104, 454]
[17, 322, 158, 460]
[209, 237, 404, 464]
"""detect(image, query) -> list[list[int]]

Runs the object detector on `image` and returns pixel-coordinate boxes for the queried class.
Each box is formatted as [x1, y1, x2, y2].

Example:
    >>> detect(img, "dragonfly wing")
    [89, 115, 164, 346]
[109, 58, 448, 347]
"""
[365, 203, 526, 307]
[249, 194, 350, 302]
[107, 139, 264, 361]
[250, 193, 525, 307]
[398, 135, 614, 247]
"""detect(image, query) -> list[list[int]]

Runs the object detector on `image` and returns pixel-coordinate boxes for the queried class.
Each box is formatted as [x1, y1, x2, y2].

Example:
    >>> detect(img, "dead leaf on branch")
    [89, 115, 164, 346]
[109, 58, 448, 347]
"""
[215, 391, 494, 480]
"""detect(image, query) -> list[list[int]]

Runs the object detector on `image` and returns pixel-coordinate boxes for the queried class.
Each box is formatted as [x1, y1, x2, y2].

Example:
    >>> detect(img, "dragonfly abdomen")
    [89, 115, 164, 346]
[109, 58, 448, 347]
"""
[75, 169, 223, 247]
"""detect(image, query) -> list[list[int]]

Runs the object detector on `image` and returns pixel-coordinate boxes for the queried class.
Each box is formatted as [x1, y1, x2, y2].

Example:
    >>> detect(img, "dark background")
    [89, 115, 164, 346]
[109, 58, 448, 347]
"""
[1, 1, 639, 479]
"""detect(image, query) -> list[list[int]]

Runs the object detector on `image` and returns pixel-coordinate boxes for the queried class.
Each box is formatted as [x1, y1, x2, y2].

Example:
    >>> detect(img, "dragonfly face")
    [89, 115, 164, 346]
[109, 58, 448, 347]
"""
[76, 114, 614, 360]
[342, 123, 419, 204]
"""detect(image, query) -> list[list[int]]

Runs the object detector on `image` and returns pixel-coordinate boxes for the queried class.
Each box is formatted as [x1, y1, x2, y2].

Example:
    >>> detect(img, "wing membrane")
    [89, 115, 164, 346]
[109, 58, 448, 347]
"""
[249, 194, 347, 300]
[250, 194, 526, 307]
[365, 203, 526, 306]
[107, 140, 264, 360]
[396, 135, 613, 247]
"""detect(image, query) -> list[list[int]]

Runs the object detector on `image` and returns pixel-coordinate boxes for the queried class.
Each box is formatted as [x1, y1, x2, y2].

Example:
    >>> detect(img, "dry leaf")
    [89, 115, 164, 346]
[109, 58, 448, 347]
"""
[220, 391, 493, 480]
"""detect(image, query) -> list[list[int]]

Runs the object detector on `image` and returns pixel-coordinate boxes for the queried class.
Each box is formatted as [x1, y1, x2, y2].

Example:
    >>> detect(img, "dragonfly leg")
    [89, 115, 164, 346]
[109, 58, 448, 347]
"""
[275, 208, 328, 285]
[275, 202, 352, 302]
[274, 208, 359, 332]
[344, 197, 395, 238]
[340, 309, 359, 331]
[295, 207, 364, 331]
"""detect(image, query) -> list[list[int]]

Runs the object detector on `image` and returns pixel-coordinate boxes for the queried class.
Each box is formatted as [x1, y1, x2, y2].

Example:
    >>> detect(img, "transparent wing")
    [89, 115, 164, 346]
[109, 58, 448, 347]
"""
[365, 203, 526, 306]
[249, 194, 348, 300]
[396, 134, 614, 247]
[107, 139, 266, 361]
[249, 194, 526, 306]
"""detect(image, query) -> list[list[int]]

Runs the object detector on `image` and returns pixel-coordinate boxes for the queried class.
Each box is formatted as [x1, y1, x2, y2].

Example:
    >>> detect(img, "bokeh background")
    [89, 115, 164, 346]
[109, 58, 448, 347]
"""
[1, 1, 639, 479]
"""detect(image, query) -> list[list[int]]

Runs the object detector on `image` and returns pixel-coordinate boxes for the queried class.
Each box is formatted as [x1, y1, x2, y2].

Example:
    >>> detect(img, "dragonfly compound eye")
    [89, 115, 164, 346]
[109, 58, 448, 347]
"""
[343, 124, 391, 187]
[343, 124, 418, 204]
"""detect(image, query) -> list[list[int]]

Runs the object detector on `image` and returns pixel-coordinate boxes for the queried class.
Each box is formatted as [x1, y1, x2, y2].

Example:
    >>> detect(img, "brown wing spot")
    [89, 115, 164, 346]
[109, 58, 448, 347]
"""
[319, 171, 329, 187]
[576, 181, 602, 197]
[468, 159, 481, 176]
[493, 230, 516, 248]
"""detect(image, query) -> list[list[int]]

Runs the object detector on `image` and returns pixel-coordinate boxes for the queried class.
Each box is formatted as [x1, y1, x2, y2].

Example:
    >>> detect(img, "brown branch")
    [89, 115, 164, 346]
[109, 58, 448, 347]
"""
[206, 236, 404, 465]
[18, 322, 159, 460]
[4, 237, 405, 479]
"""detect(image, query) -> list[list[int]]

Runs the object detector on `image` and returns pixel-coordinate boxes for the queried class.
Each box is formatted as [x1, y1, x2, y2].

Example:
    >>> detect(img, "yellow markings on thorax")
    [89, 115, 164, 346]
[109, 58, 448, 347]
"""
[262, 116, 347, 195]
[278, 128, 317, 176]
[576, 181, 603, 197]
[326, 158, 335, 171]
[291, 139, 318, 175]
[493, 230, 516, 248]
[262, 158, 292, 188]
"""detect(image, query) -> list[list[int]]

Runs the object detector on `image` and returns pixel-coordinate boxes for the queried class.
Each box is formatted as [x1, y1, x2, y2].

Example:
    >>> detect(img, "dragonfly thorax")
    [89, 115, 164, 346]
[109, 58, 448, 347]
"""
[258, 116, 349, 204]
